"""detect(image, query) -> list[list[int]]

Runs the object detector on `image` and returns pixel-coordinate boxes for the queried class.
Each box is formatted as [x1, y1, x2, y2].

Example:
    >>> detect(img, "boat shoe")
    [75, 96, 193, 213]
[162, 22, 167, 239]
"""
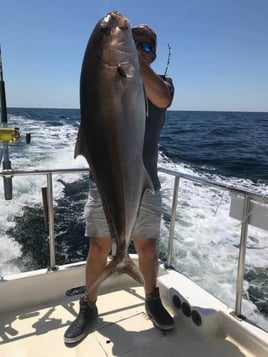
[145, 287, 175, 330]
[64, 296, 98, 344]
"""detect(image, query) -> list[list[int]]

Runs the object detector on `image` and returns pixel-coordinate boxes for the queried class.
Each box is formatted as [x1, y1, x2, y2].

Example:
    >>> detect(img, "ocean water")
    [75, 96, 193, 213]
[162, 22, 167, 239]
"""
[1, 108, 268, 331]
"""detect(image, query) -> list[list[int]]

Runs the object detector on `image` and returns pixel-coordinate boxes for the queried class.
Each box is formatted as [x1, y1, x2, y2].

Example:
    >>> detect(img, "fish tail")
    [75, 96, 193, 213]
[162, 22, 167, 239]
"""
[115, 254, 144, 284]
[85, 254, 144, 296]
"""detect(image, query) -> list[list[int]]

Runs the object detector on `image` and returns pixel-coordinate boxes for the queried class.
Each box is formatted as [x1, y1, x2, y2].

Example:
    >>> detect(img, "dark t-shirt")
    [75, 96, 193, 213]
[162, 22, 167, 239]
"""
[143, 75, 174, 190]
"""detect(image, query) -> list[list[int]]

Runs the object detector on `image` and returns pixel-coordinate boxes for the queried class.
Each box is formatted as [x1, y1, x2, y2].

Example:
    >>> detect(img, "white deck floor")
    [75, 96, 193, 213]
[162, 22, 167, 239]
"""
[0, 285, 257, 357]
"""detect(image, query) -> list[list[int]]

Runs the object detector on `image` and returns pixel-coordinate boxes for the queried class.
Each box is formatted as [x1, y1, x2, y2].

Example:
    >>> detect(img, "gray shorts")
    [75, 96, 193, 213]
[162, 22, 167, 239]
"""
[84, 180, 162, 239]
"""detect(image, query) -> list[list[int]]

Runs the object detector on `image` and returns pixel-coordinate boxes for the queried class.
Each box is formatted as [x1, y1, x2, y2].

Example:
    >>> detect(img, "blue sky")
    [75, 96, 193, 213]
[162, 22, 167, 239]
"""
[0, 0, 267, 111]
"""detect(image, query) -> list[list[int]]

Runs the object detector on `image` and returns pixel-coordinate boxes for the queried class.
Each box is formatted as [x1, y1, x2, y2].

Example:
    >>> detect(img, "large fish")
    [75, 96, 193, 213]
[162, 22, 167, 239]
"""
[75, 11, 154, 291]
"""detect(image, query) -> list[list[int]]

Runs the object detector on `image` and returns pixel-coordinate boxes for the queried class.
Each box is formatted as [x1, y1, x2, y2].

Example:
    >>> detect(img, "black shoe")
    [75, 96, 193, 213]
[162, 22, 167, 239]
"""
[145, 287, 175, 331]
[64, 296, 98, 344]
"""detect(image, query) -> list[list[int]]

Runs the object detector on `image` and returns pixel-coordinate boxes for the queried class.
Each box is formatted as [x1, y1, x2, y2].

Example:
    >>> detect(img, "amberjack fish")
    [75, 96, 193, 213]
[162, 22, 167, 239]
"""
[75, 11, 154, 291]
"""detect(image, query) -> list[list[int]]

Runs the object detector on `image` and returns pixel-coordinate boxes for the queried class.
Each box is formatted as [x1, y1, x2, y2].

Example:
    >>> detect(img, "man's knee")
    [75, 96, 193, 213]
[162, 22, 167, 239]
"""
[133, 237, 157, 257]
[89, 237, 113, 256]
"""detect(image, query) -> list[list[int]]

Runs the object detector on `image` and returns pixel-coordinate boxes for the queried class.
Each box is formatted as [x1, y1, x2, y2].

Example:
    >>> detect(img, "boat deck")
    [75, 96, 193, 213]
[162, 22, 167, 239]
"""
[0, 284, 257, 357]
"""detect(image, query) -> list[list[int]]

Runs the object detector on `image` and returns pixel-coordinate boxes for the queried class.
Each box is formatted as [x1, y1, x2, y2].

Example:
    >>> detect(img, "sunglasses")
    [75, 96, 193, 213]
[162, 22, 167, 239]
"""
[134, 40, 154, 53]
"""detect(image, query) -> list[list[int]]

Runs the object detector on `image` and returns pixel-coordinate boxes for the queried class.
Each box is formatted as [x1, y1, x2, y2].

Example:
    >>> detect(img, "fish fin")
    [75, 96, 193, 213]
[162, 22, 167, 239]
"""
[74, 127, 83, 159]
[143, 85, 149, 117]
[117, 64, 133, 78]
[74, 126, 90, 164]
[143, 169, 155, 195]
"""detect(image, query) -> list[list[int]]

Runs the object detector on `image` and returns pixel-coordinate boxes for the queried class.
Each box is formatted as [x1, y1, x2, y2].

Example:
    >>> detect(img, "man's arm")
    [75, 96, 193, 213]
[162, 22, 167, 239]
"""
[138, 53, 172, 109]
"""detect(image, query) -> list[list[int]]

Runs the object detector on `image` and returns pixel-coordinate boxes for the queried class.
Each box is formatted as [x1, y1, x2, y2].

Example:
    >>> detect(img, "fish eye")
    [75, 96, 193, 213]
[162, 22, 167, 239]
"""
[119, 25, 128, 30]
[101, 26, 111, 34]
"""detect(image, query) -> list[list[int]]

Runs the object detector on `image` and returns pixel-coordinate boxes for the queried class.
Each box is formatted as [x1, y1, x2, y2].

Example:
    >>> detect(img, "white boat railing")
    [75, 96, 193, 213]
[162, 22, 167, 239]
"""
[1, 166, 267, 319]
[158, 167, 267, 318]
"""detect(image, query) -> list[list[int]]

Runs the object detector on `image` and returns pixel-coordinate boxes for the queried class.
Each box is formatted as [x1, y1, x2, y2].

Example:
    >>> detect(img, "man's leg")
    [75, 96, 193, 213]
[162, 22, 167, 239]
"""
[85, 237, 113, 301]
[64, 236, 112, 344]
[134, 237, 175, 331]
[133, 237, 158, 295]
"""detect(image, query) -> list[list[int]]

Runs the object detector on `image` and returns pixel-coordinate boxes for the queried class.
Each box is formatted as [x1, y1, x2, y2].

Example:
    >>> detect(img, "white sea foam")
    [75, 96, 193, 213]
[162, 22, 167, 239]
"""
[1, 114, 88, 275]
[158, 155, 268, 330]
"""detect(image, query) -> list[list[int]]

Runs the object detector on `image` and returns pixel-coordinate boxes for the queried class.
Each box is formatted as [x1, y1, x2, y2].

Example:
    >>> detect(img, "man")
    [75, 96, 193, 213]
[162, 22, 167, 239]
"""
[64, 24, 175, 344]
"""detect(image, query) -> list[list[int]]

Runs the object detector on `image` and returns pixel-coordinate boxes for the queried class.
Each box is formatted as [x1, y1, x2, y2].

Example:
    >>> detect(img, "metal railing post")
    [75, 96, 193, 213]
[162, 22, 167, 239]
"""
[47, 172, 56, 270]
[167, 176, 180, 267]
[234, 195, 250, 316]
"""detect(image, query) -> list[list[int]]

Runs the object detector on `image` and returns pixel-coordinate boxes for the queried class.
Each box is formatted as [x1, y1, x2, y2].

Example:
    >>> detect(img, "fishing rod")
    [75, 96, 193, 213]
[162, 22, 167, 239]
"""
[0, 46, 20, 200]
[164, 43, 171, 76]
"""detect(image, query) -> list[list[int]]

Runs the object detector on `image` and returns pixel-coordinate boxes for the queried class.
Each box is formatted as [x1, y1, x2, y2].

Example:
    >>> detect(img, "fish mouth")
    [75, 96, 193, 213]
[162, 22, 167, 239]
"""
[98, 11, 133, 66]
[101, 11, 130, 34]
